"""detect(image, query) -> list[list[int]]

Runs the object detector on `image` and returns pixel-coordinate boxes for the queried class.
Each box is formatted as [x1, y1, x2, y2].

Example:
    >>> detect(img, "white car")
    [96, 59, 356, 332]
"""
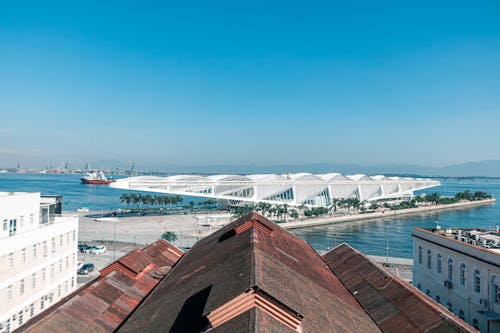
[90, 246, 107, 254]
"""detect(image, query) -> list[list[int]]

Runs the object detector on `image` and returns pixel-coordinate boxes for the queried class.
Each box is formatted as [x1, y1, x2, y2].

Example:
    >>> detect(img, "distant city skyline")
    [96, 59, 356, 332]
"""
[1, 1, 499, 168]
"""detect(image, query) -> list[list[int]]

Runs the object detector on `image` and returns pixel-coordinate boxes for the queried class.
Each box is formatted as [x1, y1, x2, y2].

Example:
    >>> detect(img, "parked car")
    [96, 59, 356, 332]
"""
[78, 244, 90, 253]
[90, 246, 107, 254]
[83, 246, 96, 254]
[77, 263, 95, 275]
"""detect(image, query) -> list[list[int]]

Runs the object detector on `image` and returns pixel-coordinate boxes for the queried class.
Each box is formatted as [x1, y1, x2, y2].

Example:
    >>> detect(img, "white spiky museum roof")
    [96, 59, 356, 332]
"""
[110, 173, 440, 207]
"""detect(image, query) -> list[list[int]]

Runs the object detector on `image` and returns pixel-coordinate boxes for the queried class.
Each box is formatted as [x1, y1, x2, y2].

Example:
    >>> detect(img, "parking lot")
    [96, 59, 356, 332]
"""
[76, 241, 138, 287]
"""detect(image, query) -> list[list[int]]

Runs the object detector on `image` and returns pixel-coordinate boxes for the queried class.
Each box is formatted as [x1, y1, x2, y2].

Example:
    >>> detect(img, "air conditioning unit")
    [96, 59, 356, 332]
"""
[479, 298, 488, 308]
[444, 280, 453, 289]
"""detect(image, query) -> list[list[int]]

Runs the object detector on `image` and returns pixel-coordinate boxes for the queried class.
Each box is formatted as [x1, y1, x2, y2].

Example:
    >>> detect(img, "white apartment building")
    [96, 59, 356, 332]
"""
[413, 227, 500, 333]
[0, 192, 78, 332]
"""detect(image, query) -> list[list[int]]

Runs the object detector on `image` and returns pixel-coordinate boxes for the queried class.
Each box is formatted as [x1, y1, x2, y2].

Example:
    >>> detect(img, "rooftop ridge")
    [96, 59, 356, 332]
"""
[207, 287, 303, 331]
[322, 243, 477, 332]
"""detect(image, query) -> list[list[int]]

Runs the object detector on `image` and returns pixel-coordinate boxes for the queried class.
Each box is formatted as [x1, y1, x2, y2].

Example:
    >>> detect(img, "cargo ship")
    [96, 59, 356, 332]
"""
[80, 170, 114, 185]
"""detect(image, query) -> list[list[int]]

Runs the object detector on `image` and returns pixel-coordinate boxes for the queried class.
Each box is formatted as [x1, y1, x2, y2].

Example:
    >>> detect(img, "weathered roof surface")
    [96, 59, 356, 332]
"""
[118, 212, 381, 333]
[322, 243, 477, 333]
[18, 240, 183, 333]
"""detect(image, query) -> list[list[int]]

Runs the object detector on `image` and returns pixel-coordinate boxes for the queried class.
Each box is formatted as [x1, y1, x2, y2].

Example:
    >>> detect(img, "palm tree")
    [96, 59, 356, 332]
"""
[120, 193, 130, 207]
[131, 193, 140, 209]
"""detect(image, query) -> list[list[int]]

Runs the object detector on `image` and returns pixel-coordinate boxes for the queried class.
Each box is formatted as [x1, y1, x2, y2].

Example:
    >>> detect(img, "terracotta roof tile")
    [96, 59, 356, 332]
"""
[323, 243, 477, 333]
[18, 240, 183, 333]
[118, 212, 381, 333]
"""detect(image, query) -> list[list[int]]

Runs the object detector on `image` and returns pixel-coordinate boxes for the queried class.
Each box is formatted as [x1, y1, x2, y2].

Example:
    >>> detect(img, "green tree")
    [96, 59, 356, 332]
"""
[161, 231, 178, 243]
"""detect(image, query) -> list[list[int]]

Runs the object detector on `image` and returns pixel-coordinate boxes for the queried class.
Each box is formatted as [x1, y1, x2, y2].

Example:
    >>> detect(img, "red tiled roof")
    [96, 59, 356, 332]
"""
[322, 243, 477, 333]
[117, 212, 381, 332]
[18, 240, 183, 333]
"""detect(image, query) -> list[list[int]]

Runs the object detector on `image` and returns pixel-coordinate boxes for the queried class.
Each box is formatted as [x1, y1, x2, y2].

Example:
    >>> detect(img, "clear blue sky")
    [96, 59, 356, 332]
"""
[1, 1, 499, 169]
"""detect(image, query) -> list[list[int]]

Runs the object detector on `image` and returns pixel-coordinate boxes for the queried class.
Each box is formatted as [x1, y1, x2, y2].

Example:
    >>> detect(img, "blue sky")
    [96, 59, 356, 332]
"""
[1, 1, 499, 169]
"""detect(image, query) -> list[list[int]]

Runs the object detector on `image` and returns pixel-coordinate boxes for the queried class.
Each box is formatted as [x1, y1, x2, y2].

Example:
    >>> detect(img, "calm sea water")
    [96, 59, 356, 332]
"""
[0, 173, 207, 211]
[0, 174, 498, 258]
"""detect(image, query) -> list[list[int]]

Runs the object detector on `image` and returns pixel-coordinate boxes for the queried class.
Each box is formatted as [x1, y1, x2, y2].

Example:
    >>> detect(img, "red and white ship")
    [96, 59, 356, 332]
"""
[81, 170, 114, 185]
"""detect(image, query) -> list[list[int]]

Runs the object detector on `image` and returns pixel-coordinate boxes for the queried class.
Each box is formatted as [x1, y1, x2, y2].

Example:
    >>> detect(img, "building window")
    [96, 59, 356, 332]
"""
[9, 219, 17, 236]
[40, 297, 45, 310]
[20, 216, 24, 228]
[460, 263, 466, 286]
[30, 213, 34, 224]
[65, 281, 68, 292]
[458, 310, 464, 320]
[418, 246, 423, 264]
[474, 269, 481, 293]
[472, 319, 479, 330]
[435, 295, 440, 304]
[425, 289, 430, 296]
[21, 248, 26, 263]
[51, 238, 56, 252]
[495, 283, 500, 304]
[65, 256, 69, 269]
[20, 279, 25, 295]
[446, 302, 452, 312]
[18, 311, 23, 325]
[72, 230, 76, 241]
[42, 268, 46, 282]
[58, 285, 61, 297]
[32, 273, 36, 289]
[30, 303, 35, 317]
[59, 260, 62, 272]
[2, 219, 7, 231]
[43, 241, 48, 257]
[447, 258, 453, 281]
[33, 244, 37, 259]
[417, 283, 421, 290]
[437, 254, 442, 274]
[71, 277, 75, 288]
[66, 232, 70, 244]
[8, 253, 13, 268]
[50, 264, 55, 277]
[59, 235, 63, 246]
[427, 250, 431, 269]
[7, 285, 12, 302]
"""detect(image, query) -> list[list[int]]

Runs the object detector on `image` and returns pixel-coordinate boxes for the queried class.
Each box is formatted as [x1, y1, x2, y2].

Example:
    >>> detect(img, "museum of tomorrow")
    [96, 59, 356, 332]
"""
[110, 173, 440, 207]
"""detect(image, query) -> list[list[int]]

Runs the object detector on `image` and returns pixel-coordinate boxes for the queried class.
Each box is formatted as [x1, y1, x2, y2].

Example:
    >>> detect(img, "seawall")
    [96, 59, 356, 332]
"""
[281, 198, 496, 230]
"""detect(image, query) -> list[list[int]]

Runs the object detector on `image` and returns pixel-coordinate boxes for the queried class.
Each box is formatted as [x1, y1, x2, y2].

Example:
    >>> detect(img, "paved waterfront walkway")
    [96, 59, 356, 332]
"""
[280, 198, 496, 230]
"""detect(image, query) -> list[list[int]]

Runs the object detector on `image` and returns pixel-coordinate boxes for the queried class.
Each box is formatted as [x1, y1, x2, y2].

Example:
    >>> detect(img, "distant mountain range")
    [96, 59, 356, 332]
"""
[125, 159, 500, 178]
[47, 159, 498, 178]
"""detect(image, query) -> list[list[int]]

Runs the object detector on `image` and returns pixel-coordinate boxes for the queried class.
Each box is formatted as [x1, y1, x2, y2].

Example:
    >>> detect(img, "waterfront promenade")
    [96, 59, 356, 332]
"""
[280, 198, 496, 229]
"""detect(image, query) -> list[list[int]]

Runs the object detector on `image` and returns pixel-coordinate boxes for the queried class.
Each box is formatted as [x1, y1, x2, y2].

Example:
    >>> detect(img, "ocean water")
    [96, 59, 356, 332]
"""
[0, 174, 498, 258]
[0, 173, 207, 211]
[291, 178, 500, 258]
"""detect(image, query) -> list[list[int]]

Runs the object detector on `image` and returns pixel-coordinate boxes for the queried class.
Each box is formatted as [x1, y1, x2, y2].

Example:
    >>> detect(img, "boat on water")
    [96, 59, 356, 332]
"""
[80, 170, 114, 185]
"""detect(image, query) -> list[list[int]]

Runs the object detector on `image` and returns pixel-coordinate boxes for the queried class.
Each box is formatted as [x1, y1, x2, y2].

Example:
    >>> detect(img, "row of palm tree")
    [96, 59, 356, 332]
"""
[327, 197, 366, 214]
[231, 202, 299, 222]
[119, 193, 184, 209]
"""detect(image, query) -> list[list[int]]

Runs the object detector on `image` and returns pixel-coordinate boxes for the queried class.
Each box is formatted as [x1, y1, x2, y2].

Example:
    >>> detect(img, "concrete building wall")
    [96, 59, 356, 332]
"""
[0, 192, 78, 332]
[413, 228, 500, 333]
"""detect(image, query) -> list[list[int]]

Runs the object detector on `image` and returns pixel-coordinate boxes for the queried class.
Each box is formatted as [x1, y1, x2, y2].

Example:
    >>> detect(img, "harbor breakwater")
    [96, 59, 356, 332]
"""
[281, 198, 496, 229]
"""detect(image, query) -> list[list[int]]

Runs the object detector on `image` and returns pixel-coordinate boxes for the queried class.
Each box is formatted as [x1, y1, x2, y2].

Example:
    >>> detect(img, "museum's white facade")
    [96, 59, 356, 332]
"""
[110, 173, 440, 207]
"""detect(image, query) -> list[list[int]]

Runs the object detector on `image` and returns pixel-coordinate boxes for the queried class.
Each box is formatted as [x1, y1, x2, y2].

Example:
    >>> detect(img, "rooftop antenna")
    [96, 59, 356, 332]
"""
[384, 225, 390, 267]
